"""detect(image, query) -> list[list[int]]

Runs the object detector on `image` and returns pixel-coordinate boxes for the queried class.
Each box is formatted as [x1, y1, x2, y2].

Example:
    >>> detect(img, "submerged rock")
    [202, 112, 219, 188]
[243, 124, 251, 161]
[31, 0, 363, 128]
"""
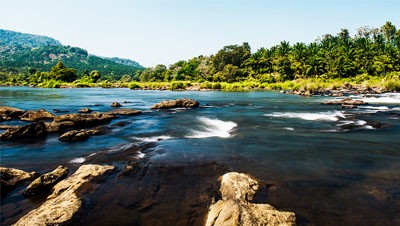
[0, 167, 39, 193]
[106, 108, 142, 116]
[111, 102, 122, 107]
[151, 98, 200, 109]
[20, 109, 55, 122]
[78, 108, 92, 113]
[322, 98, 367, 105]
[14, 164, 115, 226]
[206, 172, 296, 226]
[24, 165, 69, 197]
[54, 113, 114, 128]
[0, 106, 26, 121]
[0, 122, 47, 141]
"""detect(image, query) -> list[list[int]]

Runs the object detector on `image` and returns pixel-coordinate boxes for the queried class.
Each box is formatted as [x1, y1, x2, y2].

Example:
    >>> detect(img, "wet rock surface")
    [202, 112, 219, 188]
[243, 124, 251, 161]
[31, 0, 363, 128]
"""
[78, 108, 92, 113]
[14, 164, 115, 226]
[111, 102, 122, 107]
[151, 98, 200, 109]
[24, 165, 69, 197]
[322, 98, 367, 105]
[0, 167, 39, 194]
[58, 127, 109, 142]
[0, 122, 47, 141]
[106, 108, 142, 116]
[206, 172, 296, 226]
[0, 106, 26, 121]
[54, 113, 114, 128]
[19, 109, 55, 122]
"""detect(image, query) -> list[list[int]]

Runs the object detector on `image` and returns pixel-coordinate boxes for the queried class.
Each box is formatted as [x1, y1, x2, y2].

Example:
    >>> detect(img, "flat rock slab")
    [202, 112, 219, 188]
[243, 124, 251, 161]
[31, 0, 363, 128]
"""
[206, 172, 296, 226]
[13, 164, 115, 226]
[106, 108, 142, 116]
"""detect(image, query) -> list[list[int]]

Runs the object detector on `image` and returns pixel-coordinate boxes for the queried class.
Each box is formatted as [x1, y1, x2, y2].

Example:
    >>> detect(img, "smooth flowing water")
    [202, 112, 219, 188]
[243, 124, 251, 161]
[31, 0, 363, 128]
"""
[1, 87, 400, 225]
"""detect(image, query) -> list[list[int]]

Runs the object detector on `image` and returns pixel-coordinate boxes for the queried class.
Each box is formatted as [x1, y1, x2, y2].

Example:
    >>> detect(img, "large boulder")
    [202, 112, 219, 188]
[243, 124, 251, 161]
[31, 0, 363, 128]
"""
[14, 164, 115, 226]
[24, 165, 69, 197]
[0, 106, 26, 121]
[53, 113, 114, 128]
[20, 109, 55, 122]
[106, 108, 142, 116]
[45, 121, 75, 133]
[0, 122, 48, 141]
[206, 172, 296, 226]
[111, 102, 122, 107]
[0, 167, 39, 193]
[150, 98, 200, 109]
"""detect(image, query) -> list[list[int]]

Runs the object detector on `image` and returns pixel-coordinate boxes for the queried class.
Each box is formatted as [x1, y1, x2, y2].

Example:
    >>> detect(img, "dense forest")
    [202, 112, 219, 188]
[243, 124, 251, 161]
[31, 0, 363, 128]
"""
[0, 22, 399, 91]
[137, 21, 399, 83]
[0, 29, 143, 81]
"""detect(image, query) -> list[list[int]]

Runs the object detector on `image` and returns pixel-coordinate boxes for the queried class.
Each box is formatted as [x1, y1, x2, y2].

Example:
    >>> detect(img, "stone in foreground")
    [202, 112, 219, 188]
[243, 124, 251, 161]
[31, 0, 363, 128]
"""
[0, 167, 39, 193]
[24, 165, 69, 197]
[151, 98, 200, 109]
[0, 122, 48, 141]
[13, 164, 115, 226]
[206, 172, 296, 226]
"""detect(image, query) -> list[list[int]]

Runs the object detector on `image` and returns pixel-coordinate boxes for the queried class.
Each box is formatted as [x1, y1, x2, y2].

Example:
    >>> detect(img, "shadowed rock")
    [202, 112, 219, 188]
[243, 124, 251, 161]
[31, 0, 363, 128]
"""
[54, 113, 114, 128]
[45, 121, 75, 133]
[111, 102, 122, 107]
[14, 164, 115, 226]
[58, 127, 109, 142]
[0, 167, 39, 194]
[106, 108, 142, 116]
[0, 122, 47, 141]
[0, 106, 26, 121]
[78, 108, 92, 113]
[206, 172, 296, 226]
[151, 98, 200, 109]
[24, 165, 69, 197]
[20, 109, 55, 122]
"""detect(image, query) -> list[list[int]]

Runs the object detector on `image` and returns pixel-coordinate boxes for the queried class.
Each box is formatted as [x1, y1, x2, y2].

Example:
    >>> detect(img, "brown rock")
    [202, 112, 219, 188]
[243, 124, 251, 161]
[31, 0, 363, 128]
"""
[78, 108, 92, 113]
[151, 98, 200, 109]
[0, 122, 47, 141]
[206, 172, 296, 226]
[111, 102, 122, 107]
[45, 121, 75, 133]
[59, 130, 91, 142]
[54, 113, 114, 128]
[106, 108, 142, 116]
[322, 98, 367, 105]
[14, 164, 114, 226]
[20, 109, 55, 122]
[0, 167, 39, 193]
[0, 106, 26, 120]
[24, 165, 69, 197]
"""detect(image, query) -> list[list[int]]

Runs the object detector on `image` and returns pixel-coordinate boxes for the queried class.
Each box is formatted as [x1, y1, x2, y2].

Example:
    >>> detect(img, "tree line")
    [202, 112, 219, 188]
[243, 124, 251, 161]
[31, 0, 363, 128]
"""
[137, 21, 400, 83]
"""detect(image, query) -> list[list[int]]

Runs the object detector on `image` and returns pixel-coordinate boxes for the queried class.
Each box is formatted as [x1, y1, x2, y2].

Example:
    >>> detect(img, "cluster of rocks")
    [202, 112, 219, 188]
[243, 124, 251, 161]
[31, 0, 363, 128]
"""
[0, 98, 199, 142]
[322, 98, 367, 109]
[289, 83, 386, 97]
[1, 164, 114, 225]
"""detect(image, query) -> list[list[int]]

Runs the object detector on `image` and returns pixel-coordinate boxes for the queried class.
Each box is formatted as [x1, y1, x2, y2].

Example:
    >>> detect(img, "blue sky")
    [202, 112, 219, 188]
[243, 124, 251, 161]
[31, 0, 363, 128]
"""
[1, 0, 399, 67]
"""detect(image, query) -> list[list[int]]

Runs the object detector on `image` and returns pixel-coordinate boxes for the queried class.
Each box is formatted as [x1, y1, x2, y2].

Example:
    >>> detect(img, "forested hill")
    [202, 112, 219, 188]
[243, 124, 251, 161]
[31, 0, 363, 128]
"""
[0, 29, 143, 79]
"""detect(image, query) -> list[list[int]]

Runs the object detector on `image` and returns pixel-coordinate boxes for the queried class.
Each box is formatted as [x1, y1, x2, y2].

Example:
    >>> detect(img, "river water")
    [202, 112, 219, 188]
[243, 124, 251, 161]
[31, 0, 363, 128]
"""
[1, 87, 400, 225]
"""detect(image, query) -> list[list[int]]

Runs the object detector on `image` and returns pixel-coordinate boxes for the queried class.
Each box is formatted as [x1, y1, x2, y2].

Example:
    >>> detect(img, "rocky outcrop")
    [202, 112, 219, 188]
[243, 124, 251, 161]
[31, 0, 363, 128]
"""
[14, 164, 115, 226]
[322, 98, 367, 105]
[19, 109, 55, 122]
[0, 167, 39, 193]
[151, 98, 200, 109]
[78, 108, 92, 113]
[111, 102, 122, 107]
[0, 106, 26, 121]
[206, 172, 296, 226]
[58, 127, 108, 142]
[54, 113, 114, 128]
[45, 121, 75, 133]
[24, 165, 69, 197]
[0, 122, 48, 141]
[106, 108, 142, 116]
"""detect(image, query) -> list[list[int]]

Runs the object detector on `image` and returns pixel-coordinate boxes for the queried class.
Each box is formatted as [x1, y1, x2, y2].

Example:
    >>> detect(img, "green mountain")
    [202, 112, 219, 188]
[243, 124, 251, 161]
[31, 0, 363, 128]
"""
[0, 29, 144, 79]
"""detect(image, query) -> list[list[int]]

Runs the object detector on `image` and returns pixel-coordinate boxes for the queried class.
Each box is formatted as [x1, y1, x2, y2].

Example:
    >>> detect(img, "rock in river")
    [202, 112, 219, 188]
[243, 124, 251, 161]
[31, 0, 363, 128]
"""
[14, 164, 115, 226]
[58, 127, 108, 142]
[206, 172, 296, 226]
[20, 109, 55, 122]
[78, 108, 92, 113]
[0, 167, 39, 193]
[0, 122, 47, 141]
[111, 102, 122, 107]
[24, 165, 69, 197]
[106, 108, 142, 116]
[322, 98, 367, 105]
[0, 106, 26, 121]
[54, 113, 114, 128]
[151, 98, 200, 109]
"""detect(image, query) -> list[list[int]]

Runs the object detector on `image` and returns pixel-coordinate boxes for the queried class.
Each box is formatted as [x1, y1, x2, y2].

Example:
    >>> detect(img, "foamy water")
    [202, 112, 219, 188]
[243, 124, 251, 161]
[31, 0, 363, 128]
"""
[185, 117, 237, 138]
[264, 111, 346, 121]
[133, 135, 174, 142]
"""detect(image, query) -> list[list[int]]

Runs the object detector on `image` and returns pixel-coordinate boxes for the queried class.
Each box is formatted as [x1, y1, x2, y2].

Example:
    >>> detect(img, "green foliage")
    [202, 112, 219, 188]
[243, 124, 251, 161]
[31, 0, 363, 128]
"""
[170, 81, 191, 90]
